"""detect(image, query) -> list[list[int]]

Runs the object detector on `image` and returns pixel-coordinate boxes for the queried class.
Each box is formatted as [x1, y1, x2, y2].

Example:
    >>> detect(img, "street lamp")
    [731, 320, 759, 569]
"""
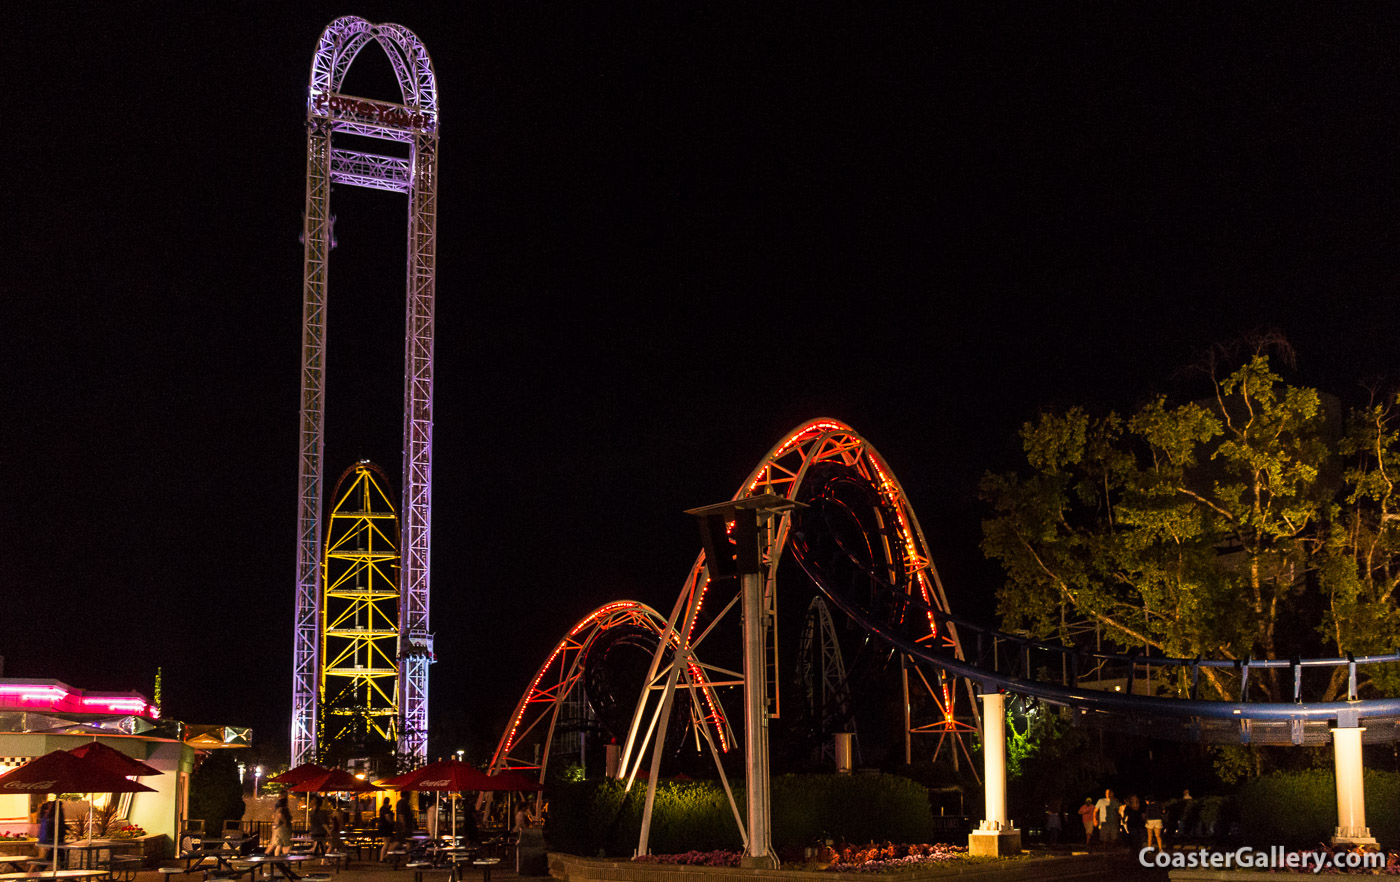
[254, 766, 263, 796]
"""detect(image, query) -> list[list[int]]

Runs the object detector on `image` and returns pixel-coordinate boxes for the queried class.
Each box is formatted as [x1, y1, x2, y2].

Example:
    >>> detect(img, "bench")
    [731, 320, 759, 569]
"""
[106, 857, 142, 882]
[0, 872, 111, 882]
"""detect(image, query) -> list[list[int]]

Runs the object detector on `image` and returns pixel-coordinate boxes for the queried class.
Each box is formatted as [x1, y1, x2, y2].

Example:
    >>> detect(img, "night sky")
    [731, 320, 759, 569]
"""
[5, 5, 1399, 763]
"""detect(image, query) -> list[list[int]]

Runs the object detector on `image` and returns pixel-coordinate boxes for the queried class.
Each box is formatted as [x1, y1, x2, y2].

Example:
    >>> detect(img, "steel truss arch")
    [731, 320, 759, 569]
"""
[486, 601, 727, 786]
[292, 16, 441, 769]
[620, 418, 976, 854]
[308, 17, 439, 122]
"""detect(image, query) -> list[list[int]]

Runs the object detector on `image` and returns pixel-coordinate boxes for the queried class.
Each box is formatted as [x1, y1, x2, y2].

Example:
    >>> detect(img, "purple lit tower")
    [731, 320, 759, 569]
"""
[291, 16, 439, 769]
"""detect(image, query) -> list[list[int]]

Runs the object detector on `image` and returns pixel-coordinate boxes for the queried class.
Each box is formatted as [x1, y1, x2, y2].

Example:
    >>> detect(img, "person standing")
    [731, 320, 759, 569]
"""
[1044, 799, 1062, 845]
[328, 802, 345, 853]
[308, 797, 329, 856]
[31, 801, 57, 871]
[1094, 789, 1122, 849]
[1123, 795, 1145, 850]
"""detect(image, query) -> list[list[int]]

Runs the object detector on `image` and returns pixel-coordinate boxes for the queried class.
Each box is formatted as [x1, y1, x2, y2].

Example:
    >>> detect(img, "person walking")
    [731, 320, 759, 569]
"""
[377, 800, 399, 862]
[1144, 797, 1165, 851]
[1077, 798, 1096, 846]
[269, 807, 293, 856]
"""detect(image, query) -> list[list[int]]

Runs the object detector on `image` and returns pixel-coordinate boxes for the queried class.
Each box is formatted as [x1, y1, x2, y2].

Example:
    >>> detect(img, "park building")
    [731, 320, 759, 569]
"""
[0, 678, 249, 858]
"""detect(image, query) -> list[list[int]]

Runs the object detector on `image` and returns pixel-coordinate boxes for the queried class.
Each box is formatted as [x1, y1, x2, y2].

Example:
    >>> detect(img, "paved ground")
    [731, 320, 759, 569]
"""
[112, 849, 1174, 882]
[121, 861, 524, 882]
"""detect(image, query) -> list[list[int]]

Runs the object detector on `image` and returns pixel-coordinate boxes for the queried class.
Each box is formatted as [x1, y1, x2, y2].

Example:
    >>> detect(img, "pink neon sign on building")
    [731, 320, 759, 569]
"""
[0, 680, 157, 718]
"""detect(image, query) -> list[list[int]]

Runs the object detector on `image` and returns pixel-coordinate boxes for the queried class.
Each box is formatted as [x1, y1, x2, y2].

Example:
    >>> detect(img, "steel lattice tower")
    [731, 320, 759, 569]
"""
[292, 16, 439, 769]
[320, 462, 401, 756]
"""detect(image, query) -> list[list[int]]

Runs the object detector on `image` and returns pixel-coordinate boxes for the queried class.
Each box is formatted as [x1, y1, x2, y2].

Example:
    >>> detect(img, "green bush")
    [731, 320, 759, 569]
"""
[1237, 769, 1400, 849]
[546, 774, 933, 856]
[770, 774, 933, 848]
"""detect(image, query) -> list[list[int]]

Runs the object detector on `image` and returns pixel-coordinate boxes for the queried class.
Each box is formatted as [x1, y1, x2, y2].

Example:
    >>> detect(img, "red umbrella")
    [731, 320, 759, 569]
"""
[480, 769, 545, 792]
[380, 760, 495, 842]
[287, 769, 381, 793]
[68, 742, 161, 778]
[268, 763, 329, 785]
[0, 751, 154, 881]
[380, 759, 494, 792]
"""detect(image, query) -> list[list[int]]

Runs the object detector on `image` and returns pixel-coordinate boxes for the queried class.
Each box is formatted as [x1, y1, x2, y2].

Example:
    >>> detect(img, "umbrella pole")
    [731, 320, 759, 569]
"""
[52, 798, 60, 882]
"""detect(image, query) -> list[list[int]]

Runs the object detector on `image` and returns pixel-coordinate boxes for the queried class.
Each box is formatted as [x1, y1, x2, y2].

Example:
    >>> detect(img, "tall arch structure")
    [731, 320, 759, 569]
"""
[291, 16, 440, 769]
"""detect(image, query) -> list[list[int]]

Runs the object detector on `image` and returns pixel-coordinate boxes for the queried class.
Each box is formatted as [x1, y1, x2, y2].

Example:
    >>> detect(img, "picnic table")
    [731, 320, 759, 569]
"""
[243, 854, 310, 881]
[0, 872, 110, 882]
[55, 841, 113, 871]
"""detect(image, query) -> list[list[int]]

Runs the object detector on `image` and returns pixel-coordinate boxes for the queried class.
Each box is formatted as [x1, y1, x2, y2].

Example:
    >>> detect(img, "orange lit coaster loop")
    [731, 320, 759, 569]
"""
[619, 418, 978, 855]
[483, 600, 727, 797]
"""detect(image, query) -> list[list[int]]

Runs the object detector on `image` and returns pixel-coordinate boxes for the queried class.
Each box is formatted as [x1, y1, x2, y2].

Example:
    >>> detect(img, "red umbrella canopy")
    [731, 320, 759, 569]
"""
[268, 763, 329, 785]
[68, 742, 161, 778]
[480, 769, 545, 792]
[0, 750, 156, 795]
[288, 769, 382, 793]
[381, 759, 494, 792]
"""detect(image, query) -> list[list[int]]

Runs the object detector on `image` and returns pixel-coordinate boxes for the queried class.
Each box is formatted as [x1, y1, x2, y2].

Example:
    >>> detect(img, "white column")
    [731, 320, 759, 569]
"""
[980, 691, 1008, 831]
[1331, 726, 1377, 845]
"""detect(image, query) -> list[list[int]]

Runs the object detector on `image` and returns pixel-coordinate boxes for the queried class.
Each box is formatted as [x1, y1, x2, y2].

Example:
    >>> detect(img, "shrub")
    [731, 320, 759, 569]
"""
[1237, 769, 1400, 849]
[546, 773, 934, 857]
[770, 774, 933, 848]
[188, 752, 245, 834]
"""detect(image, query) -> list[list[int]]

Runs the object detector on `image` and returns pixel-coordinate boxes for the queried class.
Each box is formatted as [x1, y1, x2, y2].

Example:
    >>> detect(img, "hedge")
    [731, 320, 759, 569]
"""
[546, 773, 934, 857]
[1237, 769, 1400, 849]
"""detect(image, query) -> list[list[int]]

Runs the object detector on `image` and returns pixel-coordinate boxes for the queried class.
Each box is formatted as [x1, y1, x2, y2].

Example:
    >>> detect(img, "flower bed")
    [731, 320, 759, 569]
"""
[821, 843, 968, 873]
[634, 851, 742, 867]
[110, 824, 146, 840]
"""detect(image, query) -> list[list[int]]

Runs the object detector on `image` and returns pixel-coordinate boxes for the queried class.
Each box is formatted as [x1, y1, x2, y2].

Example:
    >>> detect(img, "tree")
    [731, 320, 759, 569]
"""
[981, 348, 1400, 703]
[188, 751, 245, 833]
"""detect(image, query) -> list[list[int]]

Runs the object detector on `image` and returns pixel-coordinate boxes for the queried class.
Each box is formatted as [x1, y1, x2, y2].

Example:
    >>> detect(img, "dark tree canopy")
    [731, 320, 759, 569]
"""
[188, 751, 246, 833]
[981, 353, 1400, 702]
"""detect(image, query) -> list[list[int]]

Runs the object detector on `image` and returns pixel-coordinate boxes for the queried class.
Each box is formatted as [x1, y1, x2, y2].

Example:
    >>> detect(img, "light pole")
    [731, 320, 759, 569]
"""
[688, 494, 803, 870]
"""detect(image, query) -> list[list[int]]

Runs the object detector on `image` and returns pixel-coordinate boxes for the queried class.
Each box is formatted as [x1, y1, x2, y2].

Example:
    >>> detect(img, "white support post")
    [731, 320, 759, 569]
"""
[1331, 725, 1377, 846]
[968, 691, 1020, 857]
